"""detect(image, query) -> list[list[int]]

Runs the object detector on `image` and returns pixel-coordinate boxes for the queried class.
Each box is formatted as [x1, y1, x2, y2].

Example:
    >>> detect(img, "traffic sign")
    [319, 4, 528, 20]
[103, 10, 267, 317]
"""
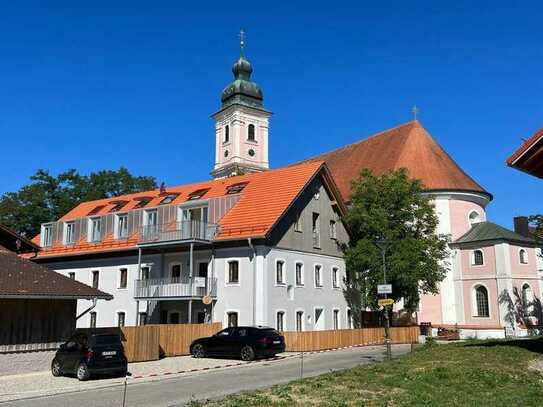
[378, 298, 394, 306]
[377, 284, 392, 294]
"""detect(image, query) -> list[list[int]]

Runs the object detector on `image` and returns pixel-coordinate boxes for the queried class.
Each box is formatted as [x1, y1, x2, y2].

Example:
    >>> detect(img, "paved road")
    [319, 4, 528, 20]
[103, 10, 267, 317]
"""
[2, 345, 411, 407]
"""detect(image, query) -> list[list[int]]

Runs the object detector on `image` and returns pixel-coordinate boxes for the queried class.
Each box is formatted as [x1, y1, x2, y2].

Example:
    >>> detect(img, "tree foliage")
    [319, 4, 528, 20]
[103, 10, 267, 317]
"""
[342, 169, 449, 327]
[528, 215, 543, 238]
[0, 167, 157, 237]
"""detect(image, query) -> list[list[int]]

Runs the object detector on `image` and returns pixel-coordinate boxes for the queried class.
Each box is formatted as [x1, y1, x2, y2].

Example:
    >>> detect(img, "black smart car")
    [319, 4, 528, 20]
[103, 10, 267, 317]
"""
[51, 331, 128, 381]
[190, 326, 285, 361]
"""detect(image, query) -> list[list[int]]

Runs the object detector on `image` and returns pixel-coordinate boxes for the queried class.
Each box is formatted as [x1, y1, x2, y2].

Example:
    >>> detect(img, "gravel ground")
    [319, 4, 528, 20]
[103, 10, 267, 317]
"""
[0, 353, 283, 403]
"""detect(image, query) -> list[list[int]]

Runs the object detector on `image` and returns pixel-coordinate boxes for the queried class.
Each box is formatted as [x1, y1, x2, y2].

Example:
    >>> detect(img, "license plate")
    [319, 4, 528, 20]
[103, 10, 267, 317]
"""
[102, 351, 116, 356]
[273, 340, 280, 344]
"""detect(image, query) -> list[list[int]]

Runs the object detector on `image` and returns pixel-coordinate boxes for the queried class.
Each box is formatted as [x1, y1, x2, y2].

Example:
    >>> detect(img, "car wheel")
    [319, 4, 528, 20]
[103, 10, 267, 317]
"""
[192, 343, 206, 358]
[51, 359, 62, 377]
[76, 363, 90, 381]
[240, 345, 255, 361]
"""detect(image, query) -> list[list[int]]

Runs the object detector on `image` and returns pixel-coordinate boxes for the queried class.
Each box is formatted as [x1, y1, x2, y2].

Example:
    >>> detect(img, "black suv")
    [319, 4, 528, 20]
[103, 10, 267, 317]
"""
[190, 326, 286, 361]
[51, 331, 128, 381]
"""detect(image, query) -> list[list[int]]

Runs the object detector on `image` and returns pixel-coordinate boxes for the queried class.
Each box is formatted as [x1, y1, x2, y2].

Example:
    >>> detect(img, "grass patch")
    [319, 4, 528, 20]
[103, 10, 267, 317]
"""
[191, 338, 543, 406]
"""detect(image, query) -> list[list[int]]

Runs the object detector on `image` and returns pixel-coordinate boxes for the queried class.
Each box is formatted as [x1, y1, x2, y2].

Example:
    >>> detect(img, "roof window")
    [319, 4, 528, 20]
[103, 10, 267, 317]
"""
[87, 205, 106, 216]
[134, 197, 153, 209]
[159, 193, 179, 205]
[109, 200, 128, 213]
[188, 188, 210, 201]
[226, 182, 248, 195]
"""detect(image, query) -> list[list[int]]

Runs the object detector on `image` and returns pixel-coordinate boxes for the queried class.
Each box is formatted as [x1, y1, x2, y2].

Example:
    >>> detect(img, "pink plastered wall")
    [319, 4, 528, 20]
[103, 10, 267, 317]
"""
[462, 279, 500, 326]
[449, 199, 486, 241]
[419, 293, 443, 324]
[509, 245, 539, 278]
[460, 245, 496, 277]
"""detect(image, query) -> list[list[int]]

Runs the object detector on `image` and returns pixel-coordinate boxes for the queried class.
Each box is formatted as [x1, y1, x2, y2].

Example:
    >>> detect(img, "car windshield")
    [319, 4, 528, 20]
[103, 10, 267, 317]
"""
[92, 335, 121, 346]
[256, 328, 279, 336]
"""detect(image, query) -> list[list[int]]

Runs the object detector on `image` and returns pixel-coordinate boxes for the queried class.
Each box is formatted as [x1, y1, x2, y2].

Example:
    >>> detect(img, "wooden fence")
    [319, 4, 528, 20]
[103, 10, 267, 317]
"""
[158, 323, 222, 357]
[283, 326, 419, 352]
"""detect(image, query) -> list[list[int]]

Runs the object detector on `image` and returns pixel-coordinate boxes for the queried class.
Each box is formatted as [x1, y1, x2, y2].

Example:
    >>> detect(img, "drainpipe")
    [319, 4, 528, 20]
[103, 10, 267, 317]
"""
[136, 247, 142, 326]
[248, 238, 257, 326]
[188, 242, 194, 323]
[76, 298, 97, 321]
[210, 245, 215, 323]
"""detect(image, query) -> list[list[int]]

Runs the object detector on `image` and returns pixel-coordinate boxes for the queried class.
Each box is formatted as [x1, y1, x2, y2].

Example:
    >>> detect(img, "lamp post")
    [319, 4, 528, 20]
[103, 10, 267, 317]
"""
[376, 239, 392, 360]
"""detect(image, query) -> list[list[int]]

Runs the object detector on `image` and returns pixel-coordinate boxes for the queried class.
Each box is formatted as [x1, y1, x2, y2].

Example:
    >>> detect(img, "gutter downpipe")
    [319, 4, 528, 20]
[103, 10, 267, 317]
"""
[136, 247, 142, 326]
[248, 238, 257, 326]
[210, 244, 215, 323]
[76, 298, 98, 321]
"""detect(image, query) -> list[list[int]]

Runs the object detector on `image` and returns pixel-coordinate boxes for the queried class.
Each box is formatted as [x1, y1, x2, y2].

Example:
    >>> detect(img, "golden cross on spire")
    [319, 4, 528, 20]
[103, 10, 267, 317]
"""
[239, 29, 246, 55]
[411, 105, 420, 121]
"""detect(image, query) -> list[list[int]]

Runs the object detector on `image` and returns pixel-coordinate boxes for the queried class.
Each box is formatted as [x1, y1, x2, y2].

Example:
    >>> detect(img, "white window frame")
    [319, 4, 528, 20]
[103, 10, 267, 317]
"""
[90, 269, 100, 289]
[115, 213, 129, 239]
[329, 219, 337, 240]
[224, 309, 240, 327]
[333, 308, 340, 330]
[295, 262, 304, 287]
[471, 249, 485, 266]
[468, 210, 481, 227]
[88, 217, 102, 243]
[295, 309, 305, 332]
[276, 309, 286, 332]
[225, 259, 240, 286]
[519, 248, 529, 265]
[118, 268, 128, 290]
[471, 283, 491, 319]
[41, 223, 53, 247]
[144, 209, 158, 227]
[332, 266, 340, 289]
[63, 221, 75, 245]
[275, 259, 286, 286]
[314, 264, 323, 288]
[313, 306, 325, 331]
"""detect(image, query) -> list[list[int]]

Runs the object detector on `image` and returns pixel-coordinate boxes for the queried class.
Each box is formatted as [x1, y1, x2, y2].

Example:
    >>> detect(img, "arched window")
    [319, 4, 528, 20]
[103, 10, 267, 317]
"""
[469, 211, 481, 226]
[247, 124, 255, 141]
[475, 286, 489, 317]
[519, 249, 528, 264]
[522, 283, 533, 307]
[472, 250, 484, 266]
[224, 125, 230, 143]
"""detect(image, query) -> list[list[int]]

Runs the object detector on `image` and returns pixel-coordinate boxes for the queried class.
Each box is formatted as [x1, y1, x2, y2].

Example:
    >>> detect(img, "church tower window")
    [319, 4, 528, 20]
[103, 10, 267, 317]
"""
[248, 124, 256, 141]
[224, 125, 230, 143]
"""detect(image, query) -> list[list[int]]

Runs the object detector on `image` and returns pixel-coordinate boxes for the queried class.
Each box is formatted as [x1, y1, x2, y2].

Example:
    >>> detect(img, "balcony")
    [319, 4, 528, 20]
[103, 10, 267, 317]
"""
[138, 220, 218, 247]
[134, 277, 217, 300]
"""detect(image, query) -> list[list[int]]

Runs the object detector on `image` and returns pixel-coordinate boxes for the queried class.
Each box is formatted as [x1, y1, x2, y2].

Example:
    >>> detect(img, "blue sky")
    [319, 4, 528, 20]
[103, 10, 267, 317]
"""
[0, 1, 541, 228]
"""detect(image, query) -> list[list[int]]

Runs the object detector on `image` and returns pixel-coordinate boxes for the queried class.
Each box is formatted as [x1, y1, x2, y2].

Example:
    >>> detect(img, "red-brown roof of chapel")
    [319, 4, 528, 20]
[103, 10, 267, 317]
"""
[303, 120, 491, 201]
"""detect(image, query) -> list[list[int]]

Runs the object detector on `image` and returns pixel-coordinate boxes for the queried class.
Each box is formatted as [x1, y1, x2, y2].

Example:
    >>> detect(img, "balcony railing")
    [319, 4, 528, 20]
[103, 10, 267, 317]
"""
[134, 277, 217, 299]
[139, 220, 218, 245]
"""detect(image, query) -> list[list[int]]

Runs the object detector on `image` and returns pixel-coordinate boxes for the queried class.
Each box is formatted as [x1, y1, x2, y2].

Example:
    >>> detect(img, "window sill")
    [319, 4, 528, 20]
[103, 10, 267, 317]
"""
[275, 282, 287, 287]
[225, 282, 240, 287]
[295, 284, 304, 288]
[117, 287, 128, 291]
[315, 285, 324, 289]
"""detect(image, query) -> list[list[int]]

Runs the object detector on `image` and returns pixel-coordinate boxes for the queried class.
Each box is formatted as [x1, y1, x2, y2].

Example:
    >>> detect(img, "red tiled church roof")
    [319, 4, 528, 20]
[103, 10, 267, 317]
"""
[304, 120, 491, 201]
[506, 126, 543, 179]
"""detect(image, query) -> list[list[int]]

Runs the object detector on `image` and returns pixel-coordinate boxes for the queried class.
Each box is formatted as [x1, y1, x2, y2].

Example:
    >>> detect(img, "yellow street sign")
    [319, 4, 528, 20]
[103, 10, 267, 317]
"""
[378, 298, 394, 306]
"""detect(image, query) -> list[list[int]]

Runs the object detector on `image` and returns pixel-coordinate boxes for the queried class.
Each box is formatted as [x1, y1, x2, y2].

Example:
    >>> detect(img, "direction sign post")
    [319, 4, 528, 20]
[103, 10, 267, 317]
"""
[378, 298, 394, 306]
[377, 284, 392, 295]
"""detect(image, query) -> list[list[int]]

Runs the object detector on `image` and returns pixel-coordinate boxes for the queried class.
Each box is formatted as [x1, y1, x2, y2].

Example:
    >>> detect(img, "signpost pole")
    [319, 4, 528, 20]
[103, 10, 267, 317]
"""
[378, 242, 392, 361]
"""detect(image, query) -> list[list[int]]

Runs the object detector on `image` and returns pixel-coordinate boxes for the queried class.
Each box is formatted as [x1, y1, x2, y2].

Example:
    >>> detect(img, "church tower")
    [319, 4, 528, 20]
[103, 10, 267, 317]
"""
[211, 31, 272, 179]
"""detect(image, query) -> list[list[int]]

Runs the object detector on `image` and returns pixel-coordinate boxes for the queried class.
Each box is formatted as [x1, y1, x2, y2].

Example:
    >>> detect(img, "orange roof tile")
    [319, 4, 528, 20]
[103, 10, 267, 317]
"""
[506, 126, 543, 179]
[304, 120, 491, 201]
[35, 161, 333, 258]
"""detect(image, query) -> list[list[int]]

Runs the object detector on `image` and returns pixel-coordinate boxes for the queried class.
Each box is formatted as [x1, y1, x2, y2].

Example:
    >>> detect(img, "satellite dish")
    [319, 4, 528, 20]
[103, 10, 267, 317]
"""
[202, 295, 212, 305]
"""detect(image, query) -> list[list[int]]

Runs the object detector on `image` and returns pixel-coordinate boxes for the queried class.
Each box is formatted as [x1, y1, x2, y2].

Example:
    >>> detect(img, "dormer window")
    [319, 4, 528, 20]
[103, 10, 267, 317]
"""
[87, 205, 106, 216]
[188, 188, 210, 201]
[134, 197, 152, 209]
[89, 217, 102, 242]
[42, 224, 53, 247]
[248, 124, 255, 141]
[224, 125, 230, 143]
[116, 214, 129, 239]
[109, 201, 128, 213]
[226, 182, 248, 195]
[159, 193, 179, 205]
[64, 221, 75, 245]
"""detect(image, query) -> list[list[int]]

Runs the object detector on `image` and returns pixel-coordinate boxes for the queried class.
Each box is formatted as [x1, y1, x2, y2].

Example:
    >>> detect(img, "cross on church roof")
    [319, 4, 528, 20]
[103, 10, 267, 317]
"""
[412, 105, 420, 121]
[239, 29, 245, 56]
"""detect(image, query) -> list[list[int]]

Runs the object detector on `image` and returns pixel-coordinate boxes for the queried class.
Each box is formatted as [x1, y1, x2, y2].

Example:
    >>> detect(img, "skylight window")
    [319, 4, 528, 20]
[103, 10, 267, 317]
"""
[109, 201, 128, 213]
[226, 182, 248, 195]
[134, 197, 153, 209]
[87, 205, 106, 216]
[159, 193, 179, 205]
[188, 188, 210, 201]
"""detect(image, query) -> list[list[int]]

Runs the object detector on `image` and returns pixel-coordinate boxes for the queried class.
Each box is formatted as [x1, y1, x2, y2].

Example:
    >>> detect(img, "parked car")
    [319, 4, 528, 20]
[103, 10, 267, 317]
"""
[190, 326, 285, 361]
[51, 331, 128, 381]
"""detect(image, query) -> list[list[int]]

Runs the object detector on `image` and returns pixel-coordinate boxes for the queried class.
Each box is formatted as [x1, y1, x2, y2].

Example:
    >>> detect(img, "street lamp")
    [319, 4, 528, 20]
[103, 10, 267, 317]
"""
[376, 239, 392, 360]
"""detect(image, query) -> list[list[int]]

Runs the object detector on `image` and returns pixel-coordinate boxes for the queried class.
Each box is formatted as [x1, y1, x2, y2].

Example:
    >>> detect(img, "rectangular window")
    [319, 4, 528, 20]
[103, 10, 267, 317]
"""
[92, 270, 99, 289]
[42, 224, 53, 247]
[228, 261, 239, 284]
[333, 310, 339, 330]
[294, 212, 303, 232]
[89, 217, 102, 242]
[116, 214, 128, 239]
[347, 309, 353, 329]
[117, 312, 125, 328]
[276, 261, 285, 284]
[171, 264, 181, 280]
[69, 272, 75, 280]
[329, 220, 337, 239]
[276, 311, 285, 332]
[138, 312, 147, 326]
[295, 263, 304, 286]
[141, 266, 150, 280]
[312, 213, 320, 248]
[332, 267, 339, 288]
[227, 312, 238, 327]
[314, 265, 322, 287]
[119, 268, 128, 289]
[145, 209, 158, 227]
[90, 312, 97, 328]
[159, 194, 179, 205]
[64, 221, 75, 245]
[296, 311, 304, 332]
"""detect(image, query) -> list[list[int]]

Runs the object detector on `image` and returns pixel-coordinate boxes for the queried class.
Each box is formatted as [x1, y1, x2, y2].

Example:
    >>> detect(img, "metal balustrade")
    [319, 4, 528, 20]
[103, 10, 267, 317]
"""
[134, 276, 217, 299]
[139, 220, 218, 244]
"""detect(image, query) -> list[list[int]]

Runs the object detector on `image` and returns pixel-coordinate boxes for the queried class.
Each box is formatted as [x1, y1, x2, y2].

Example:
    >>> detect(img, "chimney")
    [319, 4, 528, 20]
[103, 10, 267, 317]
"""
[514, 216, 530, 237]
